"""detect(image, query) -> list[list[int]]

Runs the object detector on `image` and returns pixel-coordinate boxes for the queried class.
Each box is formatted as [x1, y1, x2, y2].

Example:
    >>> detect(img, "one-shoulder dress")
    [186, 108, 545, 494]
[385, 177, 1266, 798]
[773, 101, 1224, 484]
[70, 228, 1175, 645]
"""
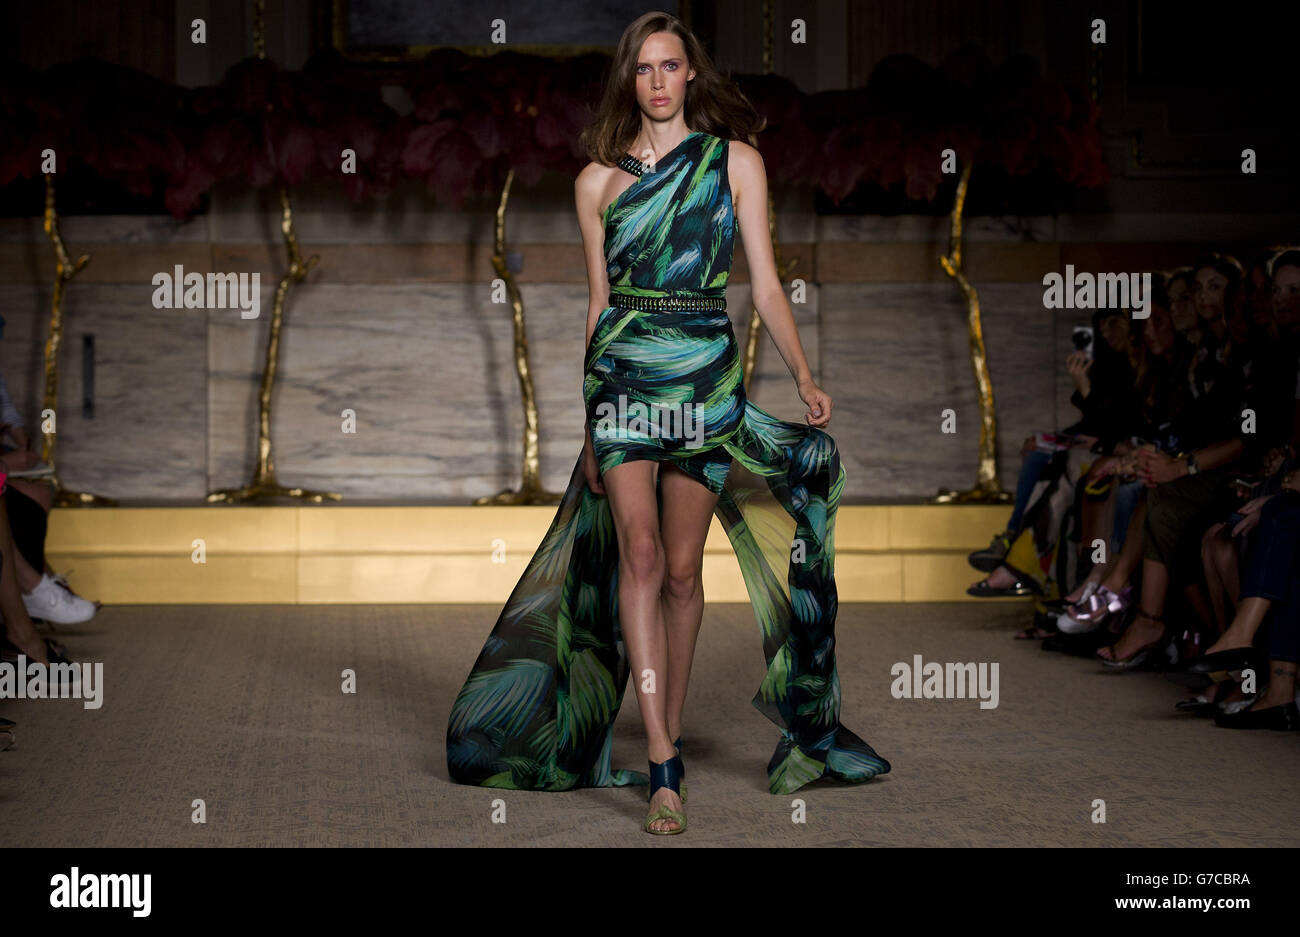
[446, 130, 890, 795]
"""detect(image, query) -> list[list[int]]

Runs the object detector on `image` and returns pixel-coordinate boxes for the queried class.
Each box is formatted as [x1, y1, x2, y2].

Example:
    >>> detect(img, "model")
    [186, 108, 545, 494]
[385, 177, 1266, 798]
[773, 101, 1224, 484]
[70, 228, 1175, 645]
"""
[447, 12, 889, 835]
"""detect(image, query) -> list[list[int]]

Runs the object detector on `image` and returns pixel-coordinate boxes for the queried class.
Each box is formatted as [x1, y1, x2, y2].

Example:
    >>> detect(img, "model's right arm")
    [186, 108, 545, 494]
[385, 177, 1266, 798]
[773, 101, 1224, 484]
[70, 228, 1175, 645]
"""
[575, 165, 611, 351]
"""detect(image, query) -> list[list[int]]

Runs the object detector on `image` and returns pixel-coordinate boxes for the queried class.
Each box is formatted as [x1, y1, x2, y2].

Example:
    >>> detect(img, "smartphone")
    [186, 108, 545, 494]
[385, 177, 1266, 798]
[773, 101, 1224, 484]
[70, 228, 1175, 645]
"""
[1229, 477, 1257, 498]
[1072, 325, 1095, 360]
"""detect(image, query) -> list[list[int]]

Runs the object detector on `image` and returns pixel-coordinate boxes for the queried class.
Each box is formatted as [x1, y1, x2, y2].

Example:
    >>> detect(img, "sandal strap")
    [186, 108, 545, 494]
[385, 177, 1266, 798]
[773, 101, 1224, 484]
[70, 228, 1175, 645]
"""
[646, 805, 686, 823]
[648, 754, 683, 796]
[644, 804, 686, 832]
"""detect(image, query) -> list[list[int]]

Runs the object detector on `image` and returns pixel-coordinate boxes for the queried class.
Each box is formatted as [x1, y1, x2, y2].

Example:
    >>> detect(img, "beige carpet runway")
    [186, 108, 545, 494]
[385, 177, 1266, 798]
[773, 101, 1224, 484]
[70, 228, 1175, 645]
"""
[3, 602, 1298, 847]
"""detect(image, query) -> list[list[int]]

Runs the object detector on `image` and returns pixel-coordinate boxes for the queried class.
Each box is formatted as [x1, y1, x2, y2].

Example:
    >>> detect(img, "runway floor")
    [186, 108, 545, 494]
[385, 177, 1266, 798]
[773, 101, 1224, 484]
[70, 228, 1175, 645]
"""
[4, 601, 1298, 847]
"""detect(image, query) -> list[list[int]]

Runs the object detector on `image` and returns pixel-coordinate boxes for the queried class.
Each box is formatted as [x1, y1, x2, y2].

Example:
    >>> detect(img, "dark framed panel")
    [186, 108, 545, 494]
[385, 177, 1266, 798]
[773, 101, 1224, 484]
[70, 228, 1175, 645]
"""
[322, 0, 701, 62]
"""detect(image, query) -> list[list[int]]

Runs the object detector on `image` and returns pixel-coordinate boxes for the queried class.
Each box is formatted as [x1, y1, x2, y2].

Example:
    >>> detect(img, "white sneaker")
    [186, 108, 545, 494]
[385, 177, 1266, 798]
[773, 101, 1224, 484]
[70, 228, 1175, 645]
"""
[22, 574, 96, 624]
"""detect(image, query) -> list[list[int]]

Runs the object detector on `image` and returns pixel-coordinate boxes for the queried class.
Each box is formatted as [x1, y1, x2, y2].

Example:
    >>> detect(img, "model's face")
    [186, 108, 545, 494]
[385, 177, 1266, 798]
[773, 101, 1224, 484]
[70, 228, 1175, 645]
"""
[1168, 278, 1198, 331]
[635, 32, 694, 127]
[1144, 304, 1175, 355]
[1193, 266, 1229, 321]
[1274, 264, 1300, 327]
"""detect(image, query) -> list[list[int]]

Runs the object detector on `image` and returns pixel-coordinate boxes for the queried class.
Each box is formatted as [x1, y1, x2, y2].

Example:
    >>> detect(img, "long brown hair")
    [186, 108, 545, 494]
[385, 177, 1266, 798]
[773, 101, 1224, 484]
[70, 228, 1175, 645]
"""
[1133, 302, 1192, 421]
[580, 12, 765, 165]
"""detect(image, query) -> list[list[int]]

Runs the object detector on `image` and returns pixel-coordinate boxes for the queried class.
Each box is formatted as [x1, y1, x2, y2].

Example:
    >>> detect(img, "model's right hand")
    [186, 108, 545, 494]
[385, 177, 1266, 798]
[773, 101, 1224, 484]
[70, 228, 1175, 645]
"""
[582, 436, 605, 495]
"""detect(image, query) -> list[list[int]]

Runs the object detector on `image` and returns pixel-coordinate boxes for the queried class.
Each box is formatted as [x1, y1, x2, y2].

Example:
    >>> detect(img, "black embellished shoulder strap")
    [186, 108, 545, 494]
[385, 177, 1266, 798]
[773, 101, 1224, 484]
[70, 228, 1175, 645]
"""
[615, 153, 646, 178]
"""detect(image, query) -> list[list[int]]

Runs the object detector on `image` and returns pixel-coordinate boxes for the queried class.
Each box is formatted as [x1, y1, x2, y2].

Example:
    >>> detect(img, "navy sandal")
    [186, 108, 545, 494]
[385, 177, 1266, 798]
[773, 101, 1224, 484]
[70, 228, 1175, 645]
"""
[643, 753, 687, 835]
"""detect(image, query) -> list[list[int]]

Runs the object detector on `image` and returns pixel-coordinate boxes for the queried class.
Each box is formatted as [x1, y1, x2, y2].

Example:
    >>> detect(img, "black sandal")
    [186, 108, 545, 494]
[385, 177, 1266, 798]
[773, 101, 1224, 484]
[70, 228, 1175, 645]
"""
[1098, 609, 1168, 670]
[0, 634, 70, 664]
[1174, 678, 1237, 716]
[1016, 611, 1059, 640]
[968, 578, 1037, 598]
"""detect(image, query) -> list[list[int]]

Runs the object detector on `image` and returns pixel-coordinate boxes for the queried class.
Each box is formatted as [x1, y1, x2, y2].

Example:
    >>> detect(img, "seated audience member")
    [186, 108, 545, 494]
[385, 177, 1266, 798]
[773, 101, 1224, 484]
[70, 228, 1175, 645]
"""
[1166, 267, 1200, 344]
[0, 478, 70, 666]
[0, 370, 96, 624]
[967, 307, 1139, 596]
[1171, 472, 1300, 729]
[1095, 256, 1254, 667]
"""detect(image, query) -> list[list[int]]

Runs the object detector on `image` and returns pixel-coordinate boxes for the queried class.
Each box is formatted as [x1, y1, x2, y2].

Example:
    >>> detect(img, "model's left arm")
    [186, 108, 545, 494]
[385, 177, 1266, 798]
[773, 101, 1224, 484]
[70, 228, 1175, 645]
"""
[730, 141, 831, 427]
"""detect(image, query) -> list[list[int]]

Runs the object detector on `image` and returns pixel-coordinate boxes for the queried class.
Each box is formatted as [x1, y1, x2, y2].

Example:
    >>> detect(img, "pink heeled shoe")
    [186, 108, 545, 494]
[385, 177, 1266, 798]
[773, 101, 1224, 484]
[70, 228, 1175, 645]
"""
[1058, 584, 1130, 634]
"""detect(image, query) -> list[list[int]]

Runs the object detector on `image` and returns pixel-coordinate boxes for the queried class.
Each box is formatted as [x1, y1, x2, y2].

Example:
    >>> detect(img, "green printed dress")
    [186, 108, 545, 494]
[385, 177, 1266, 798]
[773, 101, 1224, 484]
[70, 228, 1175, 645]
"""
[446, 130, 890, 795]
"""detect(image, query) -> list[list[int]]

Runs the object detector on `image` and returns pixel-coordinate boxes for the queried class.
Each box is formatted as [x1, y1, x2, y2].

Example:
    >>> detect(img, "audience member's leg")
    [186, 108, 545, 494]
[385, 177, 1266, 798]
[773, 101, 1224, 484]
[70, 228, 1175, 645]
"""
[1206, 492, 1300, 654]
[1056, 496, 1149, 631]
[7, 478, 52, 513]
[1257, 626, 1299, 710]
[1109, 480, 1142, 554]
[1007, 448, 1053, 532]
[1063, 483, 1118, 602]
[1098, 497, 1147, 593]
[0, 497, 49, 664]
[1098, 556, 1170, 661]
[1080, 489, 1111, 572]
[1097, 474, 1211, 662]
[1201, 522, 1237, 630]
[1216, 575, 1298, 725]
[976, 451, 1085, 593]
[7, 479, 56, 576]
[2, 485, 48, 593]
[970, 447, 1056, 572]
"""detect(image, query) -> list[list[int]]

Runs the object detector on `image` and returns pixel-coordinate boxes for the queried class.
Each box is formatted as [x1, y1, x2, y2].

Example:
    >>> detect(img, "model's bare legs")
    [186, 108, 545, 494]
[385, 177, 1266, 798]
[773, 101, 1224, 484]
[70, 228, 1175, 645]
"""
[601, 459, 681, 832]
[657, 462, 720, 749]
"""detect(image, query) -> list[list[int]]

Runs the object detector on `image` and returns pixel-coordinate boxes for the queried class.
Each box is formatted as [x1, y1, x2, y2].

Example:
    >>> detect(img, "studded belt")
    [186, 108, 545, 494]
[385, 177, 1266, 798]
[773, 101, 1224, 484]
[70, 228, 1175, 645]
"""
[607, 288, 727, 312]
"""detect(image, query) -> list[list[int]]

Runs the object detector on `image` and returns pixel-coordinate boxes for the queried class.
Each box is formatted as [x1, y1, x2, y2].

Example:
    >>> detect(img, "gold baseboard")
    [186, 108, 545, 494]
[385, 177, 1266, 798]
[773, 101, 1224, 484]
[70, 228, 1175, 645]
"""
[45, 504, 1021, 604]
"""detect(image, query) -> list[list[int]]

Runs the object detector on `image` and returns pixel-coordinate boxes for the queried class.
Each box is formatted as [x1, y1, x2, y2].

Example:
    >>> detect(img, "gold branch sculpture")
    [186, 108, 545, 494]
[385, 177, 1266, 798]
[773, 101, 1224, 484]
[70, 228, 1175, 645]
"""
[475, 168, 562, 505]
[39, 173, 113, 506]
[206, 185, 332, 503]
[207, 0, 336, 503]
[932, 162, 1010, 504]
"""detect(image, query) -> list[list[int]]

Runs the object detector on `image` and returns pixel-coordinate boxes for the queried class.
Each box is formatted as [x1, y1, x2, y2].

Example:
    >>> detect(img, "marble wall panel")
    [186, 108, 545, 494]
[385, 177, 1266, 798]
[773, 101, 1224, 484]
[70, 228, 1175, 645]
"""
[821, 282, 1057, 499]
[2, 204, 1206, 503]
[0, 283, 209, 500]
